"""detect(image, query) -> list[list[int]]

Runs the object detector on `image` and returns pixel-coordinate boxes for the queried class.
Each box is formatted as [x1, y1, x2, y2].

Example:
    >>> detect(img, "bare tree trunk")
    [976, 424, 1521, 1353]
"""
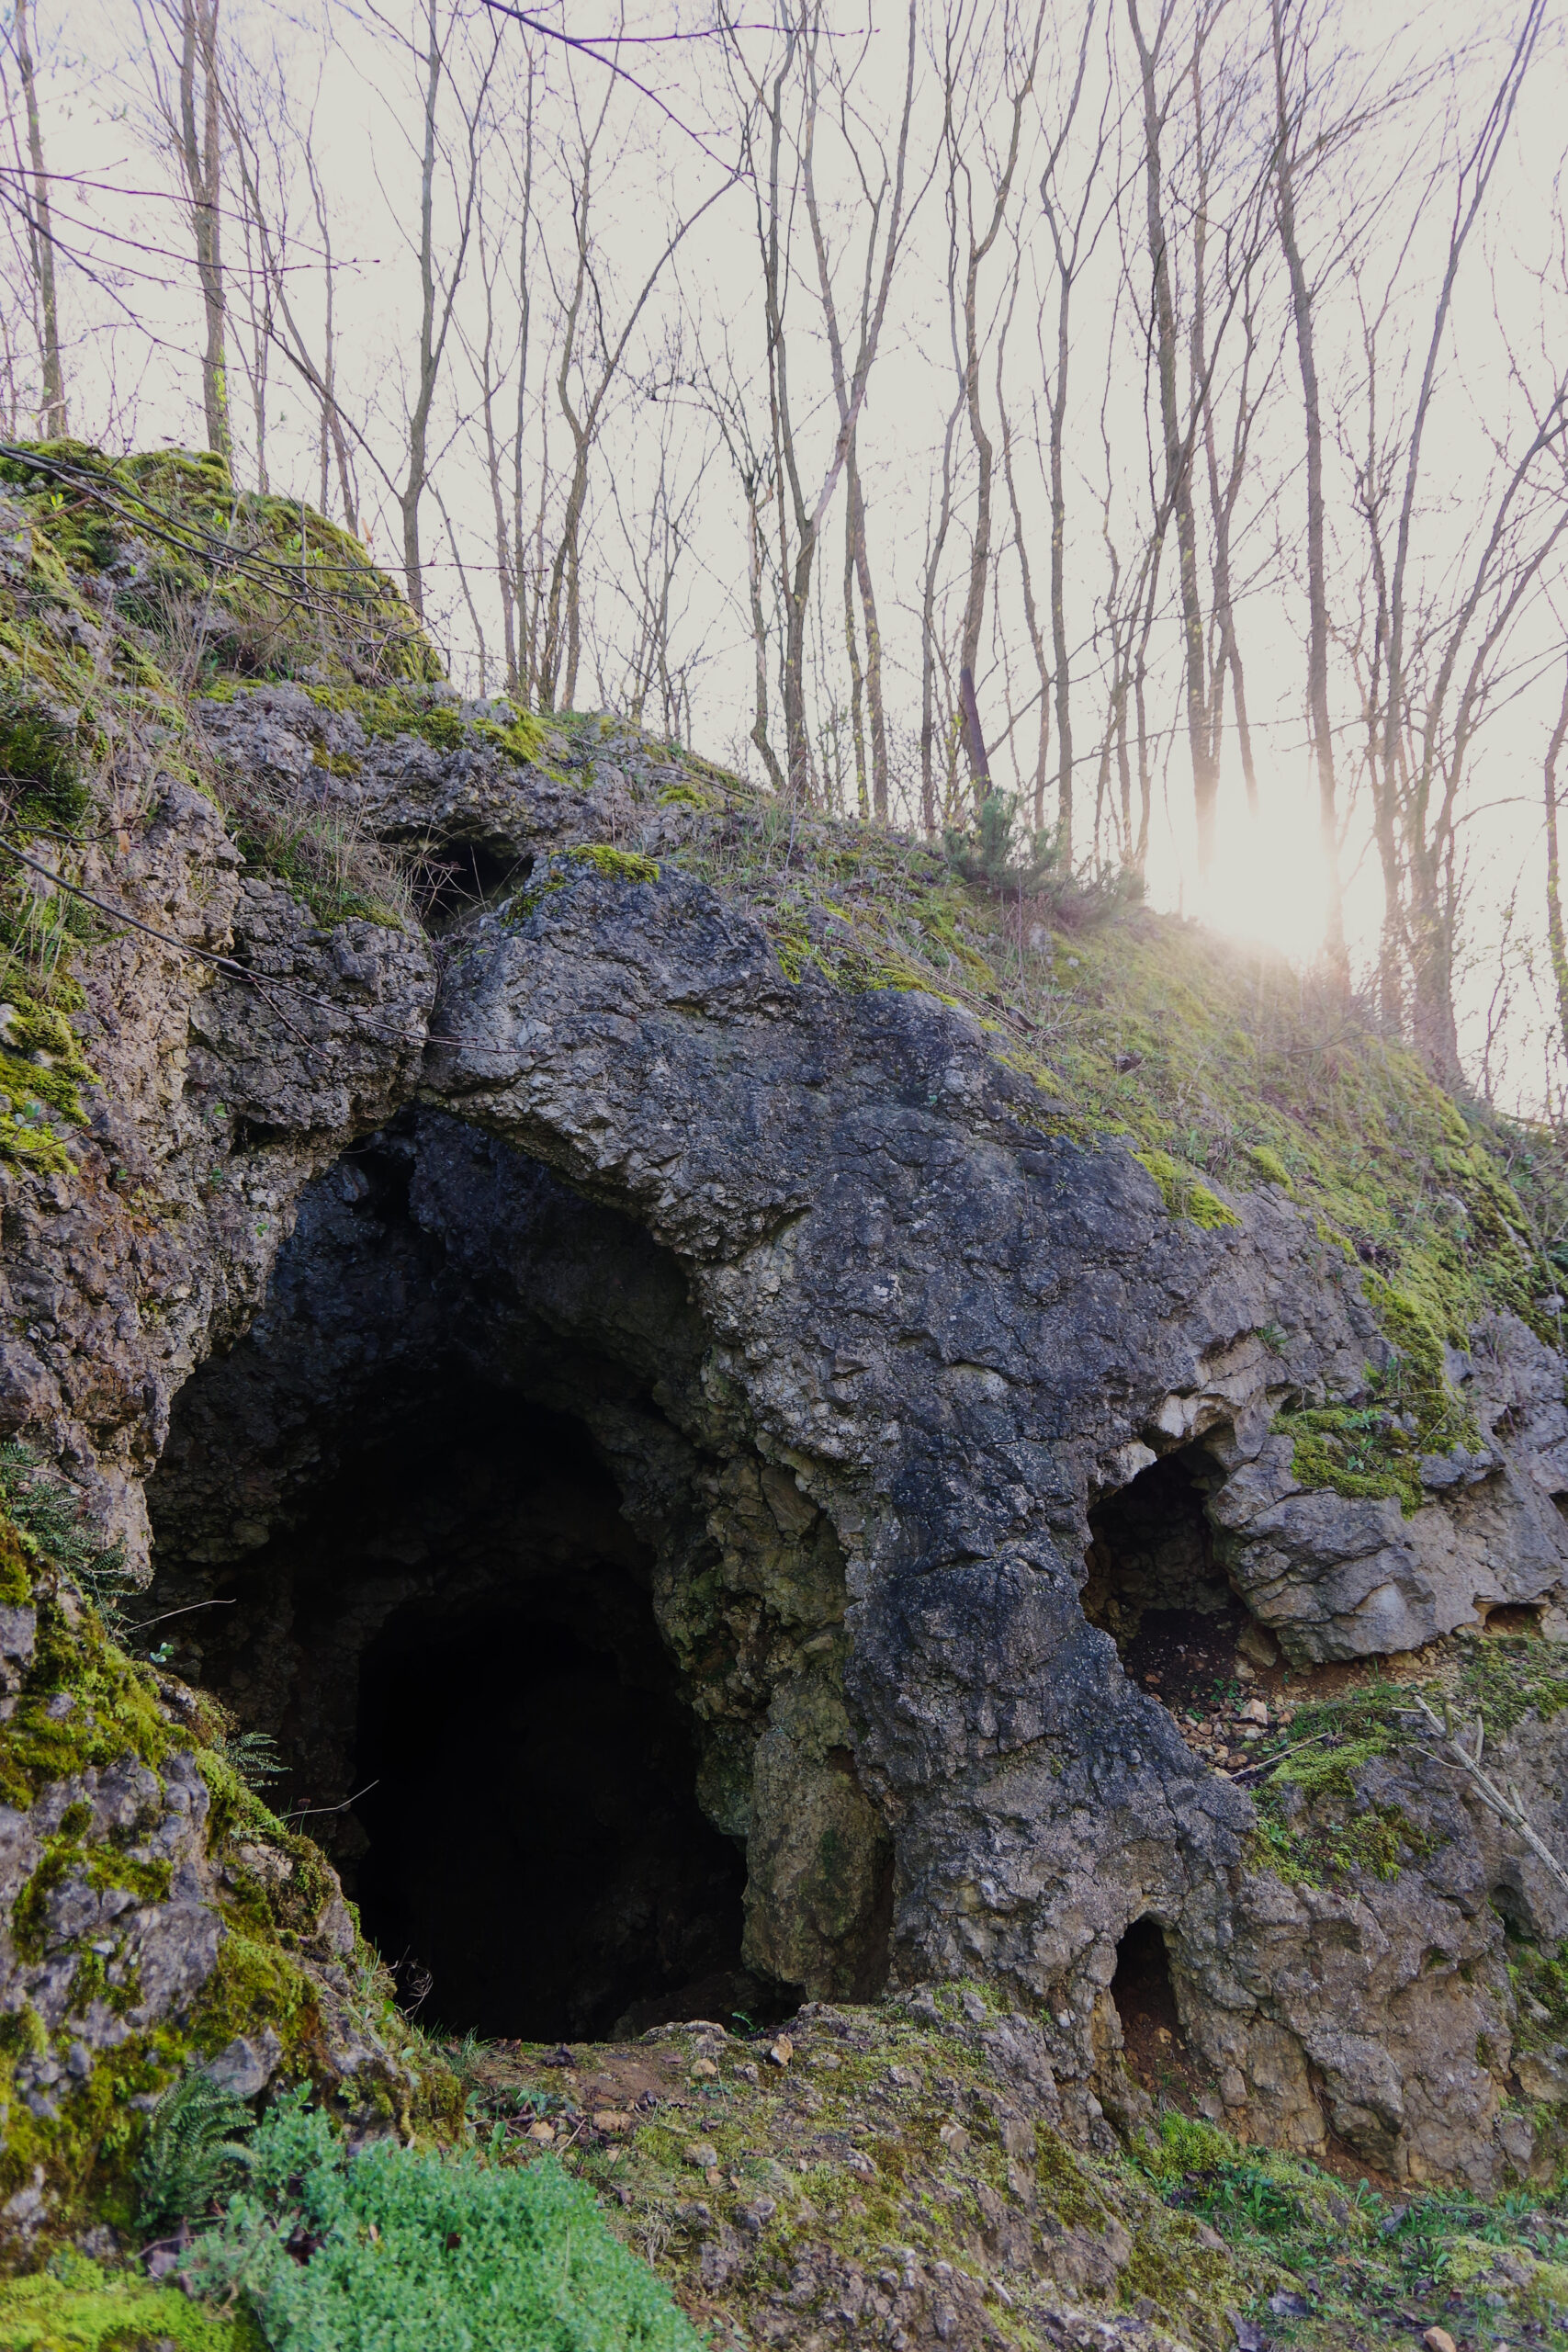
[845, 440, 889, 819]
[843, 481, 869, 820]
[920, 372, 964, 835]
[1270, 0, 1346, 992]
[402, 0, 447, 619]
[175, 0, 230, 463]
[949, 0, 1045, 809]
[1035, 1, 1101, 863]
[14, 0, 64, 435]
[305, 132, 355, 530]
[1126, 0, 1213, 867]
[1545, 664, 1568, 1063]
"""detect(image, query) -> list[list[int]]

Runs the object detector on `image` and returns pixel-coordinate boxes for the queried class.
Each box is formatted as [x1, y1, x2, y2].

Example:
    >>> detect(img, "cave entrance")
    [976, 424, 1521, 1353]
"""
[1083, 1442, 1264, 1702]
[1111, 1916, 1188, 2096]
[150, 1374, 769, 2041]
[355, 1582, 750, 2043]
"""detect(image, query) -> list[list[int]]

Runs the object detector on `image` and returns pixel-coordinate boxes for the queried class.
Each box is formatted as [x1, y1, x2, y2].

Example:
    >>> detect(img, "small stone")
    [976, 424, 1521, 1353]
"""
[686, 2141, 720, 2168]
[692, 2057, 718, 2078]
[592, 2110, 630, 2133]
[767, 2036, 794, 2067]
[1238, 1697, 1269, 1725]
[1234, 1659, 1257, 1683]
[1423, 2331, 1458, 2352]
[1236, 1621, 1280, 1669]
[526, 2120, 555, 2143]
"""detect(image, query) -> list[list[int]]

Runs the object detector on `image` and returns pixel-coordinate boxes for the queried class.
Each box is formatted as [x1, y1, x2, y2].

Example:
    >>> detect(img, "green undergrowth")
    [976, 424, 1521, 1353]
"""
[176, 2092, 703, 2352]
[1135, 2109, 1568, 2349]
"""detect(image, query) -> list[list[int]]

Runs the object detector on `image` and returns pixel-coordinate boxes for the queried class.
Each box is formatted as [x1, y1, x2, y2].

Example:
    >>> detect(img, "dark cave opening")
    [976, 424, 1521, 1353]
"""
[413, 840, 533, 931]
[355, 1594, 750, 2042]
[151, 1380, 770, 2041]
[1083, 1442, 1259, 1698]
[1110, 1915, 1190, 2095]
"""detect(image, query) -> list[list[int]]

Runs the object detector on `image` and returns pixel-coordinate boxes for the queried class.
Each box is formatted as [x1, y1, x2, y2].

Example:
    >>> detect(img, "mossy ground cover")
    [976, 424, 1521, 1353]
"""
[0, 439, 439, 971]
[1136, 2109, 1568, 2349]
[458, 1995, 1248, 2349]
[431, 1995, 1568, 2350]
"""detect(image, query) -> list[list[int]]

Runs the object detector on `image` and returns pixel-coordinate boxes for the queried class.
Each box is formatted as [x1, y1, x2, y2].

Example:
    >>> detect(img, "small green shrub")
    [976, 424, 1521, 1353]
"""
[0, 1442, 128, 1612]
[185, 2092, 703, 2352]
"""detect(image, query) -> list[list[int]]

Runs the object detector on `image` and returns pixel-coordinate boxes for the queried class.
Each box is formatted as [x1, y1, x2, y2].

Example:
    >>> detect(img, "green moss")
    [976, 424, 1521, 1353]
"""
[470, 709, 547, 765]
[565, 843, 660, 884]
[0, 2253, 264, 2349]
[1133, 1149, 1243, 1231]
[1247, 1145, 1295, 1190]
[0, 690, 88, 831]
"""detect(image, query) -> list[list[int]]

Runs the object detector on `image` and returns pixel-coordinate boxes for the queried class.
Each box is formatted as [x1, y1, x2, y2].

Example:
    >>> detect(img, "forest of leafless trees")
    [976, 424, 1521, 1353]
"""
[2, 0, 1567, 1104]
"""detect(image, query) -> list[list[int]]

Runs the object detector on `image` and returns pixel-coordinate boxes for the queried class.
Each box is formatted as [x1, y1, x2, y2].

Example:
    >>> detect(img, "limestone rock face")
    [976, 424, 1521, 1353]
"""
[6, 681, 1568, 2196]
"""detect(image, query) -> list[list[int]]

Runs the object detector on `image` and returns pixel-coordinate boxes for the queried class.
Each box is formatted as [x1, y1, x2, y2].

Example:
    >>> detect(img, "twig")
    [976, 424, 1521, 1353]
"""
[285, 1780, 378, 1821]
[1229, 1728, 1335, 1782]
[126, 1598, 236, 1631]
[1410, 1690, 1568, 1897]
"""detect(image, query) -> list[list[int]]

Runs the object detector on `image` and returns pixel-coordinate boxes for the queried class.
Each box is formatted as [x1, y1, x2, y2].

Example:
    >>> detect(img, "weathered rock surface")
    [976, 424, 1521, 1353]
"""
[6, 677, 1568, 2210]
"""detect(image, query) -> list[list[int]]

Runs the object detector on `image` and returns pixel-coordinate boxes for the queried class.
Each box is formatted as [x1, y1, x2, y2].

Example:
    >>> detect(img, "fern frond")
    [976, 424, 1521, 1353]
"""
[135, 2069, 256, 2234]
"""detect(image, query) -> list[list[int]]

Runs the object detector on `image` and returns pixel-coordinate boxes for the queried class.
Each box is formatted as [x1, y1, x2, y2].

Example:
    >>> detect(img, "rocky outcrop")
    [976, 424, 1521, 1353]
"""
[6, 664, 1568, 2224]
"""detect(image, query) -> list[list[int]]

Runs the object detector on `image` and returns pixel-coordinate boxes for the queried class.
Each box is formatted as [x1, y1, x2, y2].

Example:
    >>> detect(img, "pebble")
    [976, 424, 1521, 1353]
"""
[686, 2141, 719, 2169]
[691, 2057, 718, 2078]
[1423, 2330, 1458, 2352]
[525, 2120, 555, 2143]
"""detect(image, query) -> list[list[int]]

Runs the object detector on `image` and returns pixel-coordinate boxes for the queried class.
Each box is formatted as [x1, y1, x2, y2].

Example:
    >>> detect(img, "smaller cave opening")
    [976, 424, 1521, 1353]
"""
[1111, 1916, 1190, 2097]
[1084, 1442, 1273, 1706]
[414, 840, 532, 931]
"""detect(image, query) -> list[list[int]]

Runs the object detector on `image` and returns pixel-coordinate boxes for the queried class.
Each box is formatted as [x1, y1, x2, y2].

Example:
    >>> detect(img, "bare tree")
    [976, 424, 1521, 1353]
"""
[1034, 0, 1107, 859]
[137, 0, 231, 461]
[1348, 0, 1556, 1073]
[1543, 659, 1568, 1067]
[733, 0, 919, 803]
[937, 0, 1046, 808]
[9, 0, 64, 434]
[1270, 0, 1346, 991]
[388, 0, 499, 619]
